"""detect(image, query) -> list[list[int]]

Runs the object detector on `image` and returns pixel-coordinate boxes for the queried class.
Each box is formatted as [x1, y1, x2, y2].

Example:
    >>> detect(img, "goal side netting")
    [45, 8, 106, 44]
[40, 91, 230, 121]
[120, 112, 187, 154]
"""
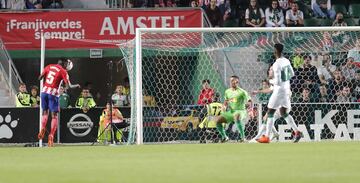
[121, 27, 360, 145]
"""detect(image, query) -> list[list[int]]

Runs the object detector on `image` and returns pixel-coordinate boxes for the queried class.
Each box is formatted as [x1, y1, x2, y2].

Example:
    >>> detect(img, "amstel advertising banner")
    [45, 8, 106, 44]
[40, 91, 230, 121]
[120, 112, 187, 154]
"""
[0, 9, 202, 50]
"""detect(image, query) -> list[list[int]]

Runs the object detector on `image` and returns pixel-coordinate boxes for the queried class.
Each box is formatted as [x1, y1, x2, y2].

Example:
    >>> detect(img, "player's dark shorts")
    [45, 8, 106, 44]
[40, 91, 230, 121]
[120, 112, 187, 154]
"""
[41, 92, 59, 112]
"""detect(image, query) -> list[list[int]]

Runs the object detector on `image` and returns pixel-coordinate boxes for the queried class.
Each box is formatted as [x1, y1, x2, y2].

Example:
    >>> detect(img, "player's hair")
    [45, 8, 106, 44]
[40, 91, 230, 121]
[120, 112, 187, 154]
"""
[302, 87, 310, 92]
[82, 87, 90, 91]
[202, 79, 210, 84]
[19, 83, 26, 87]
[31, 85, 39, 91]
[230, 75, 239, 79]
[274, 43, 284, 54]
[58, 58, 70, 68]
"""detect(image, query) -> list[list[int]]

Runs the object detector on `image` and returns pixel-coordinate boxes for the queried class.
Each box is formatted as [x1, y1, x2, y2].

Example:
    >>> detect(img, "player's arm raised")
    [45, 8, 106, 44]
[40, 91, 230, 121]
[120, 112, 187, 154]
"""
[252, 87, 273, 95]
[63, 73, 80, 89]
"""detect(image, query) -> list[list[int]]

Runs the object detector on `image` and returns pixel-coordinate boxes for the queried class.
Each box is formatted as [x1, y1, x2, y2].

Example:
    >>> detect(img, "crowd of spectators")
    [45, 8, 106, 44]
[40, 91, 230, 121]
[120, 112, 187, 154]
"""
[286, 48, 359, 103]
[1, 0, 359, 27]
[1, 0, 63, 9]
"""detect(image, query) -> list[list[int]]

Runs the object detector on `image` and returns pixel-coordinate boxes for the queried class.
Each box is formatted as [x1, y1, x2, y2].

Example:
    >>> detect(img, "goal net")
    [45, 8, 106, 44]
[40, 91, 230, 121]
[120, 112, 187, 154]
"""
[122, 27, 360, 144]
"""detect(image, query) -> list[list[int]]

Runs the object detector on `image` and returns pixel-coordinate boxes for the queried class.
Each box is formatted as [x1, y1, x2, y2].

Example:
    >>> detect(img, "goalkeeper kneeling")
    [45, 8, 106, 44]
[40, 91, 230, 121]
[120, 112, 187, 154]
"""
[199, 93, 224, 143]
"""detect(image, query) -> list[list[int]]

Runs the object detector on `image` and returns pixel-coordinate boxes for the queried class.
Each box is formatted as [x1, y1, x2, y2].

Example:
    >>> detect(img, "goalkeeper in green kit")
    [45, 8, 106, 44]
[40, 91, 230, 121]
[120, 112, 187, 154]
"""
[215, 75, 254, 142]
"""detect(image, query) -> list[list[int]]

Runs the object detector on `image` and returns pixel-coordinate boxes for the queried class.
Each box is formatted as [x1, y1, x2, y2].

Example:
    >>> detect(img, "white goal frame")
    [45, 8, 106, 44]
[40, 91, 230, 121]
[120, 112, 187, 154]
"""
[134, 26, 360, 145]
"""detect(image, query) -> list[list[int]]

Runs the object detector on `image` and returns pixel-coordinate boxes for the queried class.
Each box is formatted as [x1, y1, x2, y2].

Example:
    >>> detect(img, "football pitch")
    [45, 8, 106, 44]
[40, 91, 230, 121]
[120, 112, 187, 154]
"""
[0, 142, 359, 183]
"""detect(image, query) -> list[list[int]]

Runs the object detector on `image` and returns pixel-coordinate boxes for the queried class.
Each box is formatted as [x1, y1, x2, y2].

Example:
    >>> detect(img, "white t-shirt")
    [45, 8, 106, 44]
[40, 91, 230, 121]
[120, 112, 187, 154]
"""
[271, 57, 294, 93]
[265, 8, 285, 27]
[286, 9, 304, 22]
[317, 64, 336, 80]
[111, 93, 128, 107]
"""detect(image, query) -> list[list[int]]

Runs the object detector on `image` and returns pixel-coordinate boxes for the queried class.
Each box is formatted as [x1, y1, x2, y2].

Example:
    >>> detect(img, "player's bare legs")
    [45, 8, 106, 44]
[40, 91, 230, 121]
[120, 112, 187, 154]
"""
[215, 116, 229, 142]
[38, 110, 49, 140]
[48, 112, 58, 147]
[252, 113, 279, 142]
[279, 107, 302, 143]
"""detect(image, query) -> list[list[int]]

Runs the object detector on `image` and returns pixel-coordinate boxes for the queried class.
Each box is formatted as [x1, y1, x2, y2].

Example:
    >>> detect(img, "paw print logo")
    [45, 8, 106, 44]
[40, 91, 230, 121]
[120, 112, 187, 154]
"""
[0, 112, 19, 139]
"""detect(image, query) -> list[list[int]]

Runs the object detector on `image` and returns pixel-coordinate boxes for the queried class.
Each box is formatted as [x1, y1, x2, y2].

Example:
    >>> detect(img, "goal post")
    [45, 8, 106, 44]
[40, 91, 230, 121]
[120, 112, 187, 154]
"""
[127, 26, 360, 145]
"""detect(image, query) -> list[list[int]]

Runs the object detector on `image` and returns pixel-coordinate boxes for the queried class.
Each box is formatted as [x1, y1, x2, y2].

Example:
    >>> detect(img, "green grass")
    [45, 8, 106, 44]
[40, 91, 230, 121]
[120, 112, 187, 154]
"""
[0, 142, 359, 183]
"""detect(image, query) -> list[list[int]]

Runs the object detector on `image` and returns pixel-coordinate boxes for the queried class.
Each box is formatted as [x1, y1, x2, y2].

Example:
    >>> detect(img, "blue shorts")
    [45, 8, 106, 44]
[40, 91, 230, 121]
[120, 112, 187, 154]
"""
[41, 92, 59, 112]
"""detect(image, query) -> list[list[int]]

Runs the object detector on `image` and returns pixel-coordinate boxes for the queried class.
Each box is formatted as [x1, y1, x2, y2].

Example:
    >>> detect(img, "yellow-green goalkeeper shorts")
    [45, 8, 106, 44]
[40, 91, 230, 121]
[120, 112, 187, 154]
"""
[221, 110, 247, 123]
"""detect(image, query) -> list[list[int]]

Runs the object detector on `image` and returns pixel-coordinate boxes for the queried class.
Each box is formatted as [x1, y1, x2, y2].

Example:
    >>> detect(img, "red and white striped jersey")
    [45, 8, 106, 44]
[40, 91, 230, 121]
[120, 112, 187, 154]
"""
[41, 64, 69, 96]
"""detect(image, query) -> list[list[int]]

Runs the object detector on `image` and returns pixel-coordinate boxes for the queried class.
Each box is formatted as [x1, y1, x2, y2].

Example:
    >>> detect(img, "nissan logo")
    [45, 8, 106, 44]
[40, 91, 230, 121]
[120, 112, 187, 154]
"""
[67, 113, 94, 137]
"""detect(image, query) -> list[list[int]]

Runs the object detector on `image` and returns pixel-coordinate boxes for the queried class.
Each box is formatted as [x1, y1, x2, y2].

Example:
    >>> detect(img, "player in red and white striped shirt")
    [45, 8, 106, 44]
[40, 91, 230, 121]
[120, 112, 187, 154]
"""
[37, 58, 80, 147]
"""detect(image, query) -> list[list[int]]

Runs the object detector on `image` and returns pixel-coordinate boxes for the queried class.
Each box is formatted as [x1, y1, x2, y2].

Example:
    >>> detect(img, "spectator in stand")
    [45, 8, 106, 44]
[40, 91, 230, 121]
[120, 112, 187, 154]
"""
[332, 12, 349, 44]
[126, 0, 134, 8]
[347, 39, 360, 67]
[219, 0, 236, 27]
[112, 85, 129, 107]
[328, 69, 347, 102]
[42, 0, 63, 8]
[84, 81, 101, 104]
[205, 0, 223, 27]
[332, 12, 347, 27]
[297, 55, 320, 90]
[320, 32, 334, 52]
[135, 0, 146, 7]
[350, 70, 360, 102]
[59, 86, 70, 109]
[1, 0, 26, 9]
[296, 87, 316, 103]
[340, 57, 358, 80]
[197, 79, 215, 105]
[317, 84, 330, 102]
[75, 88, 96, 113]
[291, 48, 304, 69]
[279, 0, 308, 15]
[15, 83, 32, 107]
[122, 77, 130, 96]
[317, 53, 336, 84]
[190, 0, 198, 7]
[336, 85, 356, 102]
[312, 0, 335, 19]
[265, 0, 285, 27]
[30, 85, 40, 107]
[199, 0, 210, 9]
[26, 0, 42, 9]
[285, 2, 304, 27]
[245, 0, 265, 27]
[122, 77, 131, 106]
[154, 0, 176, 7]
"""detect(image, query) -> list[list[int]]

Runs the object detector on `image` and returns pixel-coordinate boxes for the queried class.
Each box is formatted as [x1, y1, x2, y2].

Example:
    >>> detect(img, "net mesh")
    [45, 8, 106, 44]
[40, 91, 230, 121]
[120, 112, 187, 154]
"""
[121, 28, 360, 144]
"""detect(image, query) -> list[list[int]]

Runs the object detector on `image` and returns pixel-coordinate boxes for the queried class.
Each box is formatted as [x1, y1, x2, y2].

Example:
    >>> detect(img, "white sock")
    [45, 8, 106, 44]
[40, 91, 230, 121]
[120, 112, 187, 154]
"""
[284, 115, 299, 132]
[272, 126, 279, 136]
[254, 124, 266, 139]
[265, 117, 274, 137]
